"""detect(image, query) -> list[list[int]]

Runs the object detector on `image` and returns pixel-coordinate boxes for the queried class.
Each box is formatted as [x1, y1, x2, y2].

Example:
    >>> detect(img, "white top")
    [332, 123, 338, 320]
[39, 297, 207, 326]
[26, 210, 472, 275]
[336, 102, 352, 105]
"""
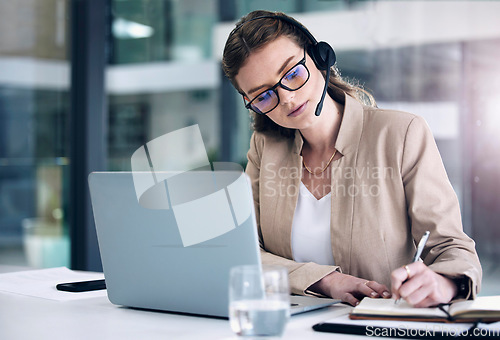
[291, 182, 335, 266]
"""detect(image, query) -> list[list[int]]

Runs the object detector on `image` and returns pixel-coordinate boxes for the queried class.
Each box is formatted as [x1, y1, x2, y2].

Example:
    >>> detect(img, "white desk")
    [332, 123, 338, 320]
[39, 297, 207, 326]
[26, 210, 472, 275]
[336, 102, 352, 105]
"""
[0, 266, 356, 340]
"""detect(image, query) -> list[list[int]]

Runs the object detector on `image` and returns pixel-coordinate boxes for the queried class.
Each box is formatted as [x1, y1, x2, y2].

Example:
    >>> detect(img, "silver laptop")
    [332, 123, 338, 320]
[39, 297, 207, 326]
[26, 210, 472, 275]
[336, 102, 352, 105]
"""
[88, 171, 338, 318]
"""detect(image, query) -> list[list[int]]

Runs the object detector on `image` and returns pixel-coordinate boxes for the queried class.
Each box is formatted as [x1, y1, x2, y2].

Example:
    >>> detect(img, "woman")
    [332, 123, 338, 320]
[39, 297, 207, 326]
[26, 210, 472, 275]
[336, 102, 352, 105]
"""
[222, 10, 481, 307]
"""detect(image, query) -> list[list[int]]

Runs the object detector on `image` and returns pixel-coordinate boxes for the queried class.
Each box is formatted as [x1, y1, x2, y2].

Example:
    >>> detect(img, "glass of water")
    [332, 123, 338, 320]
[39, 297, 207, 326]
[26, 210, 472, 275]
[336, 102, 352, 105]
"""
[229, 265, 290, 338]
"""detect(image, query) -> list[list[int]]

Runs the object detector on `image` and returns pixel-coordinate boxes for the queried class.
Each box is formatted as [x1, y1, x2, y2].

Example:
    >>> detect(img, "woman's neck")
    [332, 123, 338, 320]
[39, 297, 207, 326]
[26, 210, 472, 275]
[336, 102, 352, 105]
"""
[300, 97, 343, 153]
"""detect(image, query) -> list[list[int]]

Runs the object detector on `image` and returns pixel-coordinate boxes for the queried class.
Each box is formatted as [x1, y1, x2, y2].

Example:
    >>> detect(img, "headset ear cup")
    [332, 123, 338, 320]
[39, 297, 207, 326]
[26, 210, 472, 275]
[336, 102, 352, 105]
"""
[309, 41, 336, 70]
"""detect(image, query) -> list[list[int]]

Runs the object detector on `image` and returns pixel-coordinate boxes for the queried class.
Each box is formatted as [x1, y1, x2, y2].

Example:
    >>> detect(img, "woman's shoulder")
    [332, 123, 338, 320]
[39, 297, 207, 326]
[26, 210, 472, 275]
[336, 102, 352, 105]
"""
[358, 105, 434, 151]
[362, 105, 430, 134]
[248, 130, 297, 165]
[251, 130, 296, 151]
[363, 105, 421, 125]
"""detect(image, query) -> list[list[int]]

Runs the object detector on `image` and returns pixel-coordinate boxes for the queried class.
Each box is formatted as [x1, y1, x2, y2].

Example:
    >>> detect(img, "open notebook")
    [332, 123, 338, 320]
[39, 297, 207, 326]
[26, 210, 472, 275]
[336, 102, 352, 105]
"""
[350, 296, 500, 323]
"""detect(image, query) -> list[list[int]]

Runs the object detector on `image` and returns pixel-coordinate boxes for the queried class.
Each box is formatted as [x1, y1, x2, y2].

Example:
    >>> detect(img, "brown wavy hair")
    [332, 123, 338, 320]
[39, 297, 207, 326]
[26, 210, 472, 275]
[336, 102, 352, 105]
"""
[222, 10, 376, 138]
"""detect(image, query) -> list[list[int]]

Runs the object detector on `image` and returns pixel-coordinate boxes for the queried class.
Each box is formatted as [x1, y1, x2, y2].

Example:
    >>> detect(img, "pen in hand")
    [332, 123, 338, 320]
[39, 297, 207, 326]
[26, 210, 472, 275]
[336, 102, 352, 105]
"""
[395, 230, 430, 304]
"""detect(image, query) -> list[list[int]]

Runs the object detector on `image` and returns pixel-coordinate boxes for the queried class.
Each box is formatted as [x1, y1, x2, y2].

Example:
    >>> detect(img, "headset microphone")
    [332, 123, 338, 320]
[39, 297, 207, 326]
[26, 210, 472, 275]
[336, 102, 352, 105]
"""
[315, 49, 332, 116]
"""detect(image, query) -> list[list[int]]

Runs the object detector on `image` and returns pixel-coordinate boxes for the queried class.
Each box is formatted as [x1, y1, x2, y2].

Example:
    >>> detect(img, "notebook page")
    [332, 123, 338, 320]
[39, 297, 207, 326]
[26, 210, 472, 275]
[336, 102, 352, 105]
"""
[352, 298, 447, 318]
[449, 296, 500, 317]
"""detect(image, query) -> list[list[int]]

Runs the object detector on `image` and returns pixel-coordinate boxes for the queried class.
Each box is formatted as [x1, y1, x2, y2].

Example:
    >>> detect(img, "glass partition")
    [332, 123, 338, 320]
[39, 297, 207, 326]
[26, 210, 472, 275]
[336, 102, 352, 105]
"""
[107, 0, 220, 170]
[0, 0, 70, 267]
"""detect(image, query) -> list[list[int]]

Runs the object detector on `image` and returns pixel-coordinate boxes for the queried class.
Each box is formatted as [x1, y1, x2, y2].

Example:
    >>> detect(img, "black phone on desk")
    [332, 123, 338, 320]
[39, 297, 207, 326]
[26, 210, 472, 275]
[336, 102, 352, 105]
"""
[56, 279, 106, 292]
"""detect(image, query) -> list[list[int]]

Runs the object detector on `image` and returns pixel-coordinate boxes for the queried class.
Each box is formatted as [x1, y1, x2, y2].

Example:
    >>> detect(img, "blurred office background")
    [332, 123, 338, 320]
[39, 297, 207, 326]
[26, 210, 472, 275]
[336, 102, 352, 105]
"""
[0, 0, 499, 294]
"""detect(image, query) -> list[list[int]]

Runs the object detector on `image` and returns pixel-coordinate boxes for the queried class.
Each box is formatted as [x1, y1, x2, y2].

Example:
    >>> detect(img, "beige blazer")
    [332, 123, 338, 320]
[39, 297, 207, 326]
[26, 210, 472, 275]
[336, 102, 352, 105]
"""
[246, 94, 482, 298]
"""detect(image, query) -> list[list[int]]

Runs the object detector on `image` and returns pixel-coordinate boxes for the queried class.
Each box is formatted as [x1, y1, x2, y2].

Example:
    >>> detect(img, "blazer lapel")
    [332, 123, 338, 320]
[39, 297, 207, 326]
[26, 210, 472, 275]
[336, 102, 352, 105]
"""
[261, 132, 303, 259]
[330, 94, 364, 274]
[279, 131, 303, 259]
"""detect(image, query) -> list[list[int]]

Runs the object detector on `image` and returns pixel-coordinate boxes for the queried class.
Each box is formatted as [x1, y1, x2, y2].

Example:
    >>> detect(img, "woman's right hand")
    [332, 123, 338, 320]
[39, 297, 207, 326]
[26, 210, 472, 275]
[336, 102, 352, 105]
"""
[309, 271, 391, 306]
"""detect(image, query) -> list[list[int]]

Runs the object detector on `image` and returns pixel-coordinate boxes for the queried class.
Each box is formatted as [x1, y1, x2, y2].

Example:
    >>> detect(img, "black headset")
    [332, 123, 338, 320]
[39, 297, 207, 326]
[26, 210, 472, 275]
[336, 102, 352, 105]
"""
[232, 14, 336, 116]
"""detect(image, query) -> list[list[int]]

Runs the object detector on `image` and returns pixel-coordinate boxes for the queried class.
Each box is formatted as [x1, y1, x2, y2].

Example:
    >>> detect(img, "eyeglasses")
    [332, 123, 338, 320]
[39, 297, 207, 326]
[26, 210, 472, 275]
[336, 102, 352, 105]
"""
[243, 49, 310, 115]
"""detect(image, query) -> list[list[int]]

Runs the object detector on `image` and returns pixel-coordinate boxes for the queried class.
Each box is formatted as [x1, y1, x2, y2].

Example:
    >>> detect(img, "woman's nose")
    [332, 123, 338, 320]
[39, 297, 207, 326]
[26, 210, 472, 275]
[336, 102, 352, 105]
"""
[277, 86, 295, 105]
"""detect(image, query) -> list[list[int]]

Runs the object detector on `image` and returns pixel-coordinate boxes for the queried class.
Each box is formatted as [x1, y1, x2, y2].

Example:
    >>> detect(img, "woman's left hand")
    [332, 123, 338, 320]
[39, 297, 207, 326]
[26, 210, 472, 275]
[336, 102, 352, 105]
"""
[390, 262, 458, 308]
